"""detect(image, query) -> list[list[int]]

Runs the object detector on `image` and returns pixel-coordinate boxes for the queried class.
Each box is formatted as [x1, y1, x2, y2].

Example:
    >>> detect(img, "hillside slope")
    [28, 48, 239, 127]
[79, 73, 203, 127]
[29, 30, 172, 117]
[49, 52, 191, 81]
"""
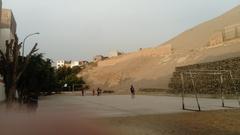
[80, 6, 240, 93]
[162, 5, 240, 50]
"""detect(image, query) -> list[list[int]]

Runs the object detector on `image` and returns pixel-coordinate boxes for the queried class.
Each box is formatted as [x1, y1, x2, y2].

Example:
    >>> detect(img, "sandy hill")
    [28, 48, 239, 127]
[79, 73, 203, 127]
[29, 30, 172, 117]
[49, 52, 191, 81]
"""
[162, 5, 240, 50]
[80, 5, 240, 93]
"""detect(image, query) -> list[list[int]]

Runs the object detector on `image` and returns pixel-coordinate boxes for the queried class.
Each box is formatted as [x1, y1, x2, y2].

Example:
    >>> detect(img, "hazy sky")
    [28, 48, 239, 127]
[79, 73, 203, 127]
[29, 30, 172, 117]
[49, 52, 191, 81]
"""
[3, 0, 240, 61]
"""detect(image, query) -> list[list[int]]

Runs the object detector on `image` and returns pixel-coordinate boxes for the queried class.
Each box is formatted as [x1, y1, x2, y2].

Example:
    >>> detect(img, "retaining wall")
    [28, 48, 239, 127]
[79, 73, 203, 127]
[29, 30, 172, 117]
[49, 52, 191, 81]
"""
[169, 57, 240, 94]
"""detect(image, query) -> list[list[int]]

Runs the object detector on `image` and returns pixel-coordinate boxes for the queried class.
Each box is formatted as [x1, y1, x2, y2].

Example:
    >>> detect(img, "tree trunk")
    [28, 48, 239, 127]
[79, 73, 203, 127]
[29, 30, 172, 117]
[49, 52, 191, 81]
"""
[0, 34, 38, 105]
[7, 85, 16, 102]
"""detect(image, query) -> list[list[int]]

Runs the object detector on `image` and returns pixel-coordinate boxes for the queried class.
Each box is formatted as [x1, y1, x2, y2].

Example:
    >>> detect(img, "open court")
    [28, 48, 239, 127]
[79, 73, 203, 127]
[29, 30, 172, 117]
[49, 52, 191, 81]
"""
[38, 95, 239, 117]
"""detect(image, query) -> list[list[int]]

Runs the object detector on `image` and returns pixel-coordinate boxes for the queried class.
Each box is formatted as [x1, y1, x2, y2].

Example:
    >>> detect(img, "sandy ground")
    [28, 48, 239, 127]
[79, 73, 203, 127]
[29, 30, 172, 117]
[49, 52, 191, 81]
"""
[1, 94, 239, 135]
[36, 94, 240, 135]
[103, 109, 240, 135]
[37, 94, 239, 117]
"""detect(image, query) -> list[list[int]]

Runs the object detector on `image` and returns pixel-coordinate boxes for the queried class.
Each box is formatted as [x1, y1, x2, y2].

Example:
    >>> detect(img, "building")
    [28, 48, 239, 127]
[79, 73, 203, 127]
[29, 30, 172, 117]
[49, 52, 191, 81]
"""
[56, 60, 71, 69]
[108, 50, 124, 58]
[93, 55, 107, 62]
[0, 9, 16, 52]
[79, 61, 89, 66]
[56, 60, 89, 69]
[0, 0, 3, 102]
[0, 0, 17, 101]
[70, 61, 80, 68]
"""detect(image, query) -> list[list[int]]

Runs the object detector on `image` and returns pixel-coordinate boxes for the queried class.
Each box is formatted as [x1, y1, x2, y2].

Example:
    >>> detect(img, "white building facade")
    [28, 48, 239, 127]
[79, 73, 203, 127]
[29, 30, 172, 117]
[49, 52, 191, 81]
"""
[56, 60, 89, 69]
[109, 51, 123, 58]
[0, 3, 17, 101]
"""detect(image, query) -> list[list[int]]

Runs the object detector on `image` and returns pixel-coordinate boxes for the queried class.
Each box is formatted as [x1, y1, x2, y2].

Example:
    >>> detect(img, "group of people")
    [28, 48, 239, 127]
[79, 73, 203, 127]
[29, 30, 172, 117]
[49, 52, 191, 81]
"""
[92, 88, 102, 96]
[85, 85, 136, 98]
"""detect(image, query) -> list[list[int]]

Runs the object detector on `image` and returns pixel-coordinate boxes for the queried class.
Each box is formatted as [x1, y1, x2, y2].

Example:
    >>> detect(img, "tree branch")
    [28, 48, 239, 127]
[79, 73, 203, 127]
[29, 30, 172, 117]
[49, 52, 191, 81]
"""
[0, 49, 7, 63]
[16, 43, 38, 82]
[5, 40, 14, 62]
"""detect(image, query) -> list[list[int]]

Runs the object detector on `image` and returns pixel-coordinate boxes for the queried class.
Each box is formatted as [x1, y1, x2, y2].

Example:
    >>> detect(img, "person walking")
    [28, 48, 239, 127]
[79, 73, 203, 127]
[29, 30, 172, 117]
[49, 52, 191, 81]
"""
[82, 89, 85, 96]
[130, 85, 135, 99]
[97, 88, 101, 96]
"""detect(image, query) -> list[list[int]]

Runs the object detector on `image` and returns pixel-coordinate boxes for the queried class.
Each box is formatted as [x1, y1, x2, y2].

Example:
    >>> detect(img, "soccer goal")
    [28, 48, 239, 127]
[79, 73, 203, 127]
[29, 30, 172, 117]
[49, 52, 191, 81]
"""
[179, 70, 240, 111]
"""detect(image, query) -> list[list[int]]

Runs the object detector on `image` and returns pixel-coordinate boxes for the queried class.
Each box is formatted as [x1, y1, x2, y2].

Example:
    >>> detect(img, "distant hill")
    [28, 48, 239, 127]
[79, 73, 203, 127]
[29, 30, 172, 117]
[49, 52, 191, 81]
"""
[80, 5, 240, 93]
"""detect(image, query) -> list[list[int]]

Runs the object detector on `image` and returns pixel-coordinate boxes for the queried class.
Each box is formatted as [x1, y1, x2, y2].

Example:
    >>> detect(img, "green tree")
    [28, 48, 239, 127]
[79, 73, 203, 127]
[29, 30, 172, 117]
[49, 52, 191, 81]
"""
[0, 35, 38, 103]
[17, 54, 57, 103]
[56, 66, 85, 91]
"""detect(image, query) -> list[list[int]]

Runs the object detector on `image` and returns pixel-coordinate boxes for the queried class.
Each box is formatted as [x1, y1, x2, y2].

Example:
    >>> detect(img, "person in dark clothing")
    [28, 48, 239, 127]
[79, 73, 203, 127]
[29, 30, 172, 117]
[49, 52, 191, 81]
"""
[97, 88, 102, 96]
[82, 89, 85, 96]
[130, 85, 135, 99]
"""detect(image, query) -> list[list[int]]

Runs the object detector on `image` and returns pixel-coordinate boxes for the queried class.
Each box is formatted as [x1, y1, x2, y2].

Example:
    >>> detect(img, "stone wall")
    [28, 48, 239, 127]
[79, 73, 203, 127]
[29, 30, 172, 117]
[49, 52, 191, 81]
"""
[169, 57, 240, 94]
[224, 24, 240, 41]
[208, 24, 240, 47]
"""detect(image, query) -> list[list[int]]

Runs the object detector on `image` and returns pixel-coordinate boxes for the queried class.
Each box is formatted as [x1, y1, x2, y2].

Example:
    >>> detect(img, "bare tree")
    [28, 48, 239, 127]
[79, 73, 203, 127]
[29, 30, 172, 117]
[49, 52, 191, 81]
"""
[0, 34, 38, 103]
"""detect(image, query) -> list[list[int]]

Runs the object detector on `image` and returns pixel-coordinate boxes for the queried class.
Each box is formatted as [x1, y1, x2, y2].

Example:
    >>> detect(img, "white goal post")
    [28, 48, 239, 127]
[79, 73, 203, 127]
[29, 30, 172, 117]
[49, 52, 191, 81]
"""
[179, 70, 240, 111]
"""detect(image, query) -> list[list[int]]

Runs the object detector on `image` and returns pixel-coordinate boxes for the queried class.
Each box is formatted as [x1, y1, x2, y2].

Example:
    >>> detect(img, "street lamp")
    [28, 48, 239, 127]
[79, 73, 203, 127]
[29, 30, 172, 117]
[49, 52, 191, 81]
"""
[22, 32, 40, 56]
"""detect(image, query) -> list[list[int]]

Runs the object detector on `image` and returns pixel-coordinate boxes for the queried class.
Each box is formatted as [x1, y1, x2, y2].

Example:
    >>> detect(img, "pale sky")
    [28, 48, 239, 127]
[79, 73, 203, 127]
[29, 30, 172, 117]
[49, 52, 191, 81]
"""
[3, 0, 240, 61]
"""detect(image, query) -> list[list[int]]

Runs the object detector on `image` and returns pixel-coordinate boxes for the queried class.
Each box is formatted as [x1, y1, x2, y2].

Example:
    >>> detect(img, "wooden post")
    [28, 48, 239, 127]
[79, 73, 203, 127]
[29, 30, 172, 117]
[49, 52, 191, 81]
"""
[180, 73, 185, 110]
[220, 75, 225, 107]
[189, 71, 201, 111]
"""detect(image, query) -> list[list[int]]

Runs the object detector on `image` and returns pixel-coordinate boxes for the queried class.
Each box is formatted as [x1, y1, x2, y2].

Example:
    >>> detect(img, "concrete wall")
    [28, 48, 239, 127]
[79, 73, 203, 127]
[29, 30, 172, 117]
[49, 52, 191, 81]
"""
[208, 24, 240, 47]
[0, 1, 2, 23]
[0, 29, 13, 51]
[209, 31, 224, 46]
[223, 24, 240, 41]
[0, 76, 5, 102]
[0, 9, 16, 34]
[0, 0, 4, 102]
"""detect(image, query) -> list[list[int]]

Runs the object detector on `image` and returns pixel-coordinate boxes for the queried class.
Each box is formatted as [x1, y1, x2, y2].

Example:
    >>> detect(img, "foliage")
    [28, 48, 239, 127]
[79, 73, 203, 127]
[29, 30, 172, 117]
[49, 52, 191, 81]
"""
[17, 54, 57, 101]
[56, 66, 85, 91]
[0, 35, 38, 102]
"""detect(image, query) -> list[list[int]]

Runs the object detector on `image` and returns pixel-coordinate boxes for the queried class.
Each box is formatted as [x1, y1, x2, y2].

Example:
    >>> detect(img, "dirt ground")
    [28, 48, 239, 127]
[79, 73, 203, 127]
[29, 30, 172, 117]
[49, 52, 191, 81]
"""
[102, 109, 240, 135]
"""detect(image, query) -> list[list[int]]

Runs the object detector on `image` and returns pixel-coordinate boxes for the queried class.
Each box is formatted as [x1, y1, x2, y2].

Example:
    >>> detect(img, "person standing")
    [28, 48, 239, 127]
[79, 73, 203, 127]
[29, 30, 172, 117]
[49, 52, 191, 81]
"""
[92, 89, 96, 96]
[130, 85, 135, 99]
[82, 89, 85, 96]
[97, 88, 101, 96]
